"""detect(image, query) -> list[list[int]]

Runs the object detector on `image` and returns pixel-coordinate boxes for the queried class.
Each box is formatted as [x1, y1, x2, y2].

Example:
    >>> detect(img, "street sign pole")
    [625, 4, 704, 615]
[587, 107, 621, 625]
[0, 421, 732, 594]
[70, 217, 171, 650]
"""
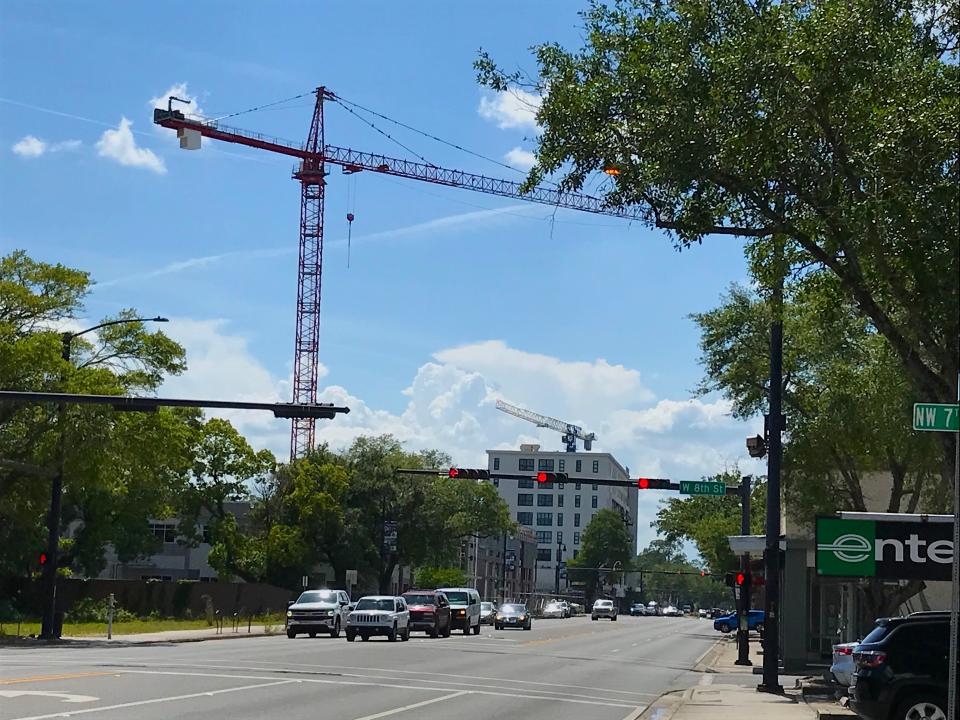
[949, 428, 958, 720]
[736, 475, 752, 667]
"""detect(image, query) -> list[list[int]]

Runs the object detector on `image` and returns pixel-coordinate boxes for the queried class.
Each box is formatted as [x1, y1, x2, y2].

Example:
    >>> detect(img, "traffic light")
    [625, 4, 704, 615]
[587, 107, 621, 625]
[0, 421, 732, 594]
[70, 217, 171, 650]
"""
[536, 472, 568, 483]
[637, 478, 671, 489]
[736, 572, 747, 586]
[39, 552, 47, 566]
[448, 467, 489, 480]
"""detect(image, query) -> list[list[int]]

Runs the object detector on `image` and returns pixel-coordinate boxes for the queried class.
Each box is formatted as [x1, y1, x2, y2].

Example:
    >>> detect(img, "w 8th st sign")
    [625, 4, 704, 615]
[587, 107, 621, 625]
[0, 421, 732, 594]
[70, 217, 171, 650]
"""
[816, 517, 954, 581]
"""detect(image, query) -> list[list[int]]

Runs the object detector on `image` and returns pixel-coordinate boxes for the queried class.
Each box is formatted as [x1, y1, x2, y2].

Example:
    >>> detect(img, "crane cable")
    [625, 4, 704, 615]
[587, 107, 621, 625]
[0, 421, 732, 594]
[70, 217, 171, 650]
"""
[332, 92, 551, 184]
[209, 91, 316, 123]
[331, 98, 437, 167]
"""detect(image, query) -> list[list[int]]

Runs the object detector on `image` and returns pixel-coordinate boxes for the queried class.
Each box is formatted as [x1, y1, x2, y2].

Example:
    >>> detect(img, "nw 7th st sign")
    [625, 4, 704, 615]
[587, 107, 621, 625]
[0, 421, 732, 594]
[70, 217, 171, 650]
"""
[913, 403, 959, 432]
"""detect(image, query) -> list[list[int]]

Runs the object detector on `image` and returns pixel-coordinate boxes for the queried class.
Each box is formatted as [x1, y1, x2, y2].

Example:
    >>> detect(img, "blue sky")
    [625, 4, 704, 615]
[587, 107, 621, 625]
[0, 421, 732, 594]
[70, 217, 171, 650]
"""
[1, 1, 763, 549]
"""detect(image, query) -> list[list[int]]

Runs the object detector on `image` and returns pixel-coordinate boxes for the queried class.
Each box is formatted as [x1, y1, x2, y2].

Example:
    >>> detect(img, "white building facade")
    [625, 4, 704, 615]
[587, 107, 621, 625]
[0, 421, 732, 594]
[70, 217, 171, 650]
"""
[486, 445, 637, 591]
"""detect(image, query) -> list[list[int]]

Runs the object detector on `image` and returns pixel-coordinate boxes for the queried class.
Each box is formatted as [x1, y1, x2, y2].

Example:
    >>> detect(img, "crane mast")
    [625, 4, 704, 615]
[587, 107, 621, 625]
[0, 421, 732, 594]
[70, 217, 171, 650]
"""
[154, 87, 635, 459]
[495, 399, 596, 452]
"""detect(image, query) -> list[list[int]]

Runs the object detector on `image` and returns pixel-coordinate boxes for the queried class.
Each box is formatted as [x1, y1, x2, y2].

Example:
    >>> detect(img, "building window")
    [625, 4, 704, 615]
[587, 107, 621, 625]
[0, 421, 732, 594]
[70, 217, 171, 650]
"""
[493, 457, 500, 470]
[592, 484, 599, 491]
[150, 523, 177, 543]
[574, 513, 581, 527]
[537, 459, 555, 471]
[557, 531, 563, 543]
[493, 478, 499, 487]
[537, 494, 554, 507]
[538, 481, 554, 489]
[557, 513, 564, 527]
[576, 459, 582, 473]
[519, 478, 534, 488]
[517, 493, 533, 506]
[573, 549, 579, 558]
[517, 512, 533, 525]
[575, 483, 581, 491]
[535, 530, 552, 544]
[574, 532, 580, 545]
[558, 459, 565, 472]
[574, 495, 581, 508]
[519, 458, 535, 472]
[536, 512, 553, 526]
[557, 495, 564, 507]
[537, 548, 552, 561]
[592, 460, 599, 473]
[592, 495, 598, 508]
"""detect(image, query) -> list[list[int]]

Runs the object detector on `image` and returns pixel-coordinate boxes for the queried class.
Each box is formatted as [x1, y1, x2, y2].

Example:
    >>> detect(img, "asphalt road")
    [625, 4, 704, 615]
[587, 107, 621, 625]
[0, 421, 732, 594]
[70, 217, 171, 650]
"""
[0, 615, 719, 720]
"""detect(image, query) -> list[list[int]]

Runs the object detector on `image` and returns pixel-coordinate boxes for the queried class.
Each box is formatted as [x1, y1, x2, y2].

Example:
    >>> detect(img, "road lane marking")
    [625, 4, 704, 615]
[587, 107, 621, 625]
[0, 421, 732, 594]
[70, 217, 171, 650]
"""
[0, 672, 112, 685]
[117, 670, 638, 709]
[8, 679, 297, 720]
[349, 690, 470, 719]
[0, 690, 98, 704]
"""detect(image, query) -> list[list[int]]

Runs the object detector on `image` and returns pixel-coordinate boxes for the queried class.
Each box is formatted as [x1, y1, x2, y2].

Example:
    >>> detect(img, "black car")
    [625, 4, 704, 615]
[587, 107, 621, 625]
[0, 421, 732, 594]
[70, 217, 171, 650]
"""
[629, 603, 646, 616]
[494, 603, 532, 630]
[849, 611, 952, 720]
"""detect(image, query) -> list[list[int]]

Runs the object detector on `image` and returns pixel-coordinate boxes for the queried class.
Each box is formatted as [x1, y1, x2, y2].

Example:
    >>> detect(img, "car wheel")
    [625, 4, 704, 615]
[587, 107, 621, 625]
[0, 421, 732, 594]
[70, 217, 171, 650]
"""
[442, 621, 451, 638]
[360, 632, 369, 641]
[330, 619, 341, 639]
[346, 630, 356, 642]
[429, 624, 438, 638]
[524, 623, 531, 630]
[611, 615, 617, 621]
[719, 623, 730, 633]
[402, 625, 410, 642]
[308, 630, 317, 638]
[287, 629, 297, 639]
[494, 623, 501, 631]
[472, 622, 480, 635]
[894, 695, 947, 720]
[591, 615, 598, 621]
[462, 622, 470, 636]
[388, 625, 397, 642]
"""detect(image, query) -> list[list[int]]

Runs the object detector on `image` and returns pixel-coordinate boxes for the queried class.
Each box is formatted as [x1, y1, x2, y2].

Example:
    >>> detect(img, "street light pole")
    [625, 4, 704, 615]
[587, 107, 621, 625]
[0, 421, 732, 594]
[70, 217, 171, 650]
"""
[39, 316, 167, 639]
[554, 539, 567, 596]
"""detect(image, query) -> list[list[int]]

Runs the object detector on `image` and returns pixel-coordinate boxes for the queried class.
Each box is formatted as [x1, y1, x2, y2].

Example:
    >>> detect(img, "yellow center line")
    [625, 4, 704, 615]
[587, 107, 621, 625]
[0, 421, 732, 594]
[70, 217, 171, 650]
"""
[0, 671, 115, 685]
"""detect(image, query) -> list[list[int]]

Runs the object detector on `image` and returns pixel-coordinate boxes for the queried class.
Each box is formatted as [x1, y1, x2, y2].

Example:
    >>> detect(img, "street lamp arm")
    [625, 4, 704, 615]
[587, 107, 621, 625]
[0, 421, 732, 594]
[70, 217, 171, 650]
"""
[67, 316, 169, 341]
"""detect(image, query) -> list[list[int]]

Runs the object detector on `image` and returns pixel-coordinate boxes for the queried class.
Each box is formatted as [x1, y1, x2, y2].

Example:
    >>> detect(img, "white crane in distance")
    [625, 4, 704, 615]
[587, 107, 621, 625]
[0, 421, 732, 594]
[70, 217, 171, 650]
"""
[495, 400, 597, 452]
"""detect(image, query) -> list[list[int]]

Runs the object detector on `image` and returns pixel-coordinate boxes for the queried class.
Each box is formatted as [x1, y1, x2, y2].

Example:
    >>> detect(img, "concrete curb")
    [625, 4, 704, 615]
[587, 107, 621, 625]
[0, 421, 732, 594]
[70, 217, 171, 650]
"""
[2, 629, 283, 648]
[632, 688, 687, 720]
[692, 637, 726, 673]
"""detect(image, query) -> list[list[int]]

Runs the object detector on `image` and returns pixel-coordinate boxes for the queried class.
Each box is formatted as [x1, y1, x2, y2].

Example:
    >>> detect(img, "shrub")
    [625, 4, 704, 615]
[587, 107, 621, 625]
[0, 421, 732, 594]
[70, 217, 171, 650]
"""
[66, 597, 136, 624]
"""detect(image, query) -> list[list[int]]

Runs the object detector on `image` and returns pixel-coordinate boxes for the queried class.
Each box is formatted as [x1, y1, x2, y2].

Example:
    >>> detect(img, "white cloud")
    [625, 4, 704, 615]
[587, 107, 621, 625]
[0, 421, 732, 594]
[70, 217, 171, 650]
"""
[478, 89, 542, 131]
[12, 135, 81, 157]
[149, 82, 204, 118]
[160, 323, 762, 551]
[96, 117, 166, 174]
[504, 147, 536, 171]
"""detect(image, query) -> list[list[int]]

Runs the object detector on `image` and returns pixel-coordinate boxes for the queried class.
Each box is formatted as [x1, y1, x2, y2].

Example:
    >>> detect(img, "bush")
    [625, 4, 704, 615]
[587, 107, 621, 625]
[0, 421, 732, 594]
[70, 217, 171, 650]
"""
[413, 567, 466, 589]
[66, 597, 136, 624]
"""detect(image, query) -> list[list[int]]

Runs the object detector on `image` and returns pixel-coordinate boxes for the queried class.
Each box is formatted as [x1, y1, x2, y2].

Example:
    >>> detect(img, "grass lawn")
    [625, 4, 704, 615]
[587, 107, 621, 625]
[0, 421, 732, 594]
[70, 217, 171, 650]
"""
[1, 614, 285, 637]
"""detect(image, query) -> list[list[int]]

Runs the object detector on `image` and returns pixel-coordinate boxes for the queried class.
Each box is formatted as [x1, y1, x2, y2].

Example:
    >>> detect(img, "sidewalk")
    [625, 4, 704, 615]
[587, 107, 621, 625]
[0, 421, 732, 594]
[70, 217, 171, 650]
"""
[642, 635, 855, 720]
[0, 624, 283, 647]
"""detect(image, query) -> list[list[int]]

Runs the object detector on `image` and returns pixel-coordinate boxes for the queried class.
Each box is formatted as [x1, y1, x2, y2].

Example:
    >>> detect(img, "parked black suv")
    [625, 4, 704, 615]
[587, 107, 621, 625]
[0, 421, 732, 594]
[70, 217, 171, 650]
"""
[849, 611, 953, 720]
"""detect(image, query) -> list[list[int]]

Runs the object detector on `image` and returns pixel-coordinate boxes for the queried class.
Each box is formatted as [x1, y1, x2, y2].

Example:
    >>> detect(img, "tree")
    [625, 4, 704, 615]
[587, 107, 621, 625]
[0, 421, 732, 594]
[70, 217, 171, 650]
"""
[0, 250, 192, 581]
[478, 0, 959, 490]
[635, 538, 729, 609]
[568, 509, 633, 596]
[414, 566, 466, 589]
[653, 471, 765, 577]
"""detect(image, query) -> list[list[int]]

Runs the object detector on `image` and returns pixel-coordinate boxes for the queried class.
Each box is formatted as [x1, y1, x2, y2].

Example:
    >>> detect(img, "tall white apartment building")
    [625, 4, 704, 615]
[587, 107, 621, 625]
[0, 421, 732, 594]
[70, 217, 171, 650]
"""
[486, 444, 637, 591]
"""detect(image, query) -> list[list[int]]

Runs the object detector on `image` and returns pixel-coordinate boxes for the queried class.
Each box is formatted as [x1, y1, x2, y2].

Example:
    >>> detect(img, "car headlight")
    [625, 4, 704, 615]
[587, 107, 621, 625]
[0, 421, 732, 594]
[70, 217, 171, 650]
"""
[287, 610, 293, 617]
[496, 614, 504, 620]
[519, 615, 527, 621]
[458, 609, 465, 615]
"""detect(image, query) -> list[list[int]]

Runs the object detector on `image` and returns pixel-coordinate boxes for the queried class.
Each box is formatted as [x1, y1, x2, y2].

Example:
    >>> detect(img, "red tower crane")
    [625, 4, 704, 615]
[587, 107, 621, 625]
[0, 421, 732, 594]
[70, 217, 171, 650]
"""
[154, 87, 643, 461]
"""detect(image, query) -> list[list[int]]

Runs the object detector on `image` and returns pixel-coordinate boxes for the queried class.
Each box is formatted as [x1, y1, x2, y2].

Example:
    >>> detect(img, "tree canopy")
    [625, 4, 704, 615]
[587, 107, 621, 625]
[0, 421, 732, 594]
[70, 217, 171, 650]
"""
[478, 0, 959, 486]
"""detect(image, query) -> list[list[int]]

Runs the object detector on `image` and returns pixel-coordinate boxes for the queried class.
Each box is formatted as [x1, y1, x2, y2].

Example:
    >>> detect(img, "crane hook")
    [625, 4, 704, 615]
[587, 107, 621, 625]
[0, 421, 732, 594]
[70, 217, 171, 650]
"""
[346, 212, 355, 268]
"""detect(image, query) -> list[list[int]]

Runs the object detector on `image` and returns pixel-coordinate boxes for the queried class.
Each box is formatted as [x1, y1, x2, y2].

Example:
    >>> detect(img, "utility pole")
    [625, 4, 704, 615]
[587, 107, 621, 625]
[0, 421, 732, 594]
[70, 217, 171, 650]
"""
[554, 538, 567, 596]
[736, 475, 752, 666]
[501, 533, 508, 605]
[759, 233, 786, 694]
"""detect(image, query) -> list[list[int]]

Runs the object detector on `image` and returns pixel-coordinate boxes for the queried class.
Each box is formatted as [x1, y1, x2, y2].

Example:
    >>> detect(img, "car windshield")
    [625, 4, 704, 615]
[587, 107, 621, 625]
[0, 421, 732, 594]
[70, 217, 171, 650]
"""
[545, 603, 561, 610]
[297, 590, 336, 603]
[354, 599, 394, 611]
[481, 603, 494, 611]
[500, 604, 525, 613]
[861, 623, 890, 644]
[595, 601, 612, 607]
[403, 594, 436, 605]
[443, 591, 468, 604]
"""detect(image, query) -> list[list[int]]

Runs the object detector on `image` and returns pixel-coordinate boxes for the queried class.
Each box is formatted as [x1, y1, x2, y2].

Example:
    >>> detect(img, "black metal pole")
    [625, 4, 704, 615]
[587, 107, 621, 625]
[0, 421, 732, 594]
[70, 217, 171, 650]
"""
[759, 237, 785, 694]
[555, 538, 561, 596]
[501, 532, 507, 604]
[40, 334, 71, 639]
[735, 475, 752, 666]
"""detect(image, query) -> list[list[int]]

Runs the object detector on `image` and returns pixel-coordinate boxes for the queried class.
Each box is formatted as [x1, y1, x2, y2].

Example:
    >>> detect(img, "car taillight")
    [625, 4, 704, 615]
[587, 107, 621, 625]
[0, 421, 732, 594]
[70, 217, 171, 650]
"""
[854, 650, 887, 668]
[836, 646, 853, 656]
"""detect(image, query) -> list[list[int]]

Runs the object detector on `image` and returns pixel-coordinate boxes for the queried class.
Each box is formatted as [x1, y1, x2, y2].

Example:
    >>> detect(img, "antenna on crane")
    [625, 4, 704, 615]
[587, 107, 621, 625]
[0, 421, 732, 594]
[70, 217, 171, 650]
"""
[495, 399, 597, 452]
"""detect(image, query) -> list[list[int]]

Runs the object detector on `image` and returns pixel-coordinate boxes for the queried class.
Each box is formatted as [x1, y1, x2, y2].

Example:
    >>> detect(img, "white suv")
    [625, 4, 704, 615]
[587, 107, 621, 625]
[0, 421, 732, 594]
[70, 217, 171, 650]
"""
[346, 596, 410, 642]
[286, 589, 351, 638]
[592, 598, 618, 621]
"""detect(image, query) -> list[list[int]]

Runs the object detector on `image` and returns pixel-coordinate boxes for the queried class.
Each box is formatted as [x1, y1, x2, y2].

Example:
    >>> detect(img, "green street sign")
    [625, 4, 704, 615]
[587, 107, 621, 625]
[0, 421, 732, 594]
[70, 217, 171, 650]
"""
[679, 480, 726, 497]
[912, 403, 959, 432]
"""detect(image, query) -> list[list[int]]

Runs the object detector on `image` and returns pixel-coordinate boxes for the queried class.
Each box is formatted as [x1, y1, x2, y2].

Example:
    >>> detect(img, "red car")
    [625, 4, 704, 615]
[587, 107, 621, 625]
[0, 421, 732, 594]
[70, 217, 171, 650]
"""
[401, 590, 452, 638]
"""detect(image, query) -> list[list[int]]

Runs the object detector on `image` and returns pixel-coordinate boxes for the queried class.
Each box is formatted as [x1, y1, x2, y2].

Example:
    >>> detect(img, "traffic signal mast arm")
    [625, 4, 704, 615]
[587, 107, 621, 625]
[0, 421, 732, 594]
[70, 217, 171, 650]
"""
[153, 109, 645, 221]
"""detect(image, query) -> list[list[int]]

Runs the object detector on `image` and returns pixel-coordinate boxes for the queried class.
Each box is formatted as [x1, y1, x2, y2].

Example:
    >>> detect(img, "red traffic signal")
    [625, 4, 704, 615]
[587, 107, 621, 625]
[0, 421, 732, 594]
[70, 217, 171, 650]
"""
[736, 572, 750, 586]
[448, 468, 489, 480]
[637, 478, 671, 489]
[39, 552, 47, 565]
[536, 472, 569, 484]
